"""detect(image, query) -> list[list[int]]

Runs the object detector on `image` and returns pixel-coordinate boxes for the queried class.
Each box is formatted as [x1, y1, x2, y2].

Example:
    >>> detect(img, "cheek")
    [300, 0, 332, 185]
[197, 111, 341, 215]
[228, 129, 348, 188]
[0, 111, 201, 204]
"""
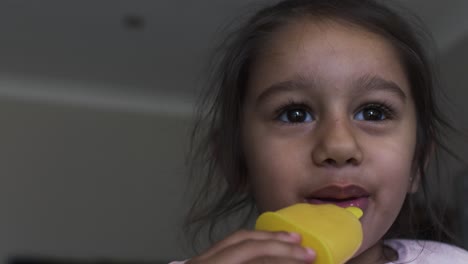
[359, 139, 416, 252]
[376, 154, 412, 210]
[366, 135, 416, 220]
[243, 130, 307, 211]
[368, 137, 415, 192]
[366, 119, 416, 177]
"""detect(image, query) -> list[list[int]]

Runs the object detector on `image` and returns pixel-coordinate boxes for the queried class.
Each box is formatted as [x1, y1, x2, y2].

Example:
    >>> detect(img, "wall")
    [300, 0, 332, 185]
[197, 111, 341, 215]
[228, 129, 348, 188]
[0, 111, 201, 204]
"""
[0, 78, 192, 262]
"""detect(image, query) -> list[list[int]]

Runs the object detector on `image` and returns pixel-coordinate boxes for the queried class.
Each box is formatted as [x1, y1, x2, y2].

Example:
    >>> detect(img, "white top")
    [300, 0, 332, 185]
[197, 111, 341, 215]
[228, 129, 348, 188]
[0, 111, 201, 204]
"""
[169, 239, 468, 264]
[384, 239, 468, 263]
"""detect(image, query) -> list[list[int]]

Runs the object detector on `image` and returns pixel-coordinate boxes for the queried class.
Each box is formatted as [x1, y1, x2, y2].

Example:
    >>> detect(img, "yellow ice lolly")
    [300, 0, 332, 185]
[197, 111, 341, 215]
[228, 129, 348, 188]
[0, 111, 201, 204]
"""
[255, 203, 363, 264]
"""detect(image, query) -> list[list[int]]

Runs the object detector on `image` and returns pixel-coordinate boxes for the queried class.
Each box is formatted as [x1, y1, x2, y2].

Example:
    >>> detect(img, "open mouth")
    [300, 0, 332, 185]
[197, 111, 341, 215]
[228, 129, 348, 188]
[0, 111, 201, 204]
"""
[305, 185, 370, 211]
[305, 196, 369, 211]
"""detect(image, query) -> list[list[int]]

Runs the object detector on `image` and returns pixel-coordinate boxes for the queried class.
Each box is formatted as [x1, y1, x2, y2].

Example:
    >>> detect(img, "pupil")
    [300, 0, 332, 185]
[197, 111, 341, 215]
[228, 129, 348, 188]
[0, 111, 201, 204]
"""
[288, 109, 305, 122]
[364, 108, 382, 120]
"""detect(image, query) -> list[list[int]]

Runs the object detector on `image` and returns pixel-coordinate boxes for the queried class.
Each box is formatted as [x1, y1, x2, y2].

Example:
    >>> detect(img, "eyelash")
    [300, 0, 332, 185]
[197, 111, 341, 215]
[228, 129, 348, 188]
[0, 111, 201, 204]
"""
[274, 100, 312, 125]
[356, 101, 396, 120]
[274, 100, 397, 122]
[275, 99, 310, 114]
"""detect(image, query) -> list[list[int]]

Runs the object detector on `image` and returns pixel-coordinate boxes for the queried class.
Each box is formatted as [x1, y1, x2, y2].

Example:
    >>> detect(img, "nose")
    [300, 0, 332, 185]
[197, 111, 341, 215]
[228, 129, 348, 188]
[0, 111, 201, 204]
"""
[312, 118, 363, 167]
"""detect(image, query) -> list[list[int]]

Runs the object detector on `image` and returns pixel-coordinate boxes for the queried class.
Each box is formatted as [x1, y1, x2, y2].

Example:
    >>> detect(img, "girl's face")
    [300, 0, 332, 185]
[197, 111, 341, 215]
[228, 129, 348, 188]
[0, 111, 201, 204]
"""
[241, 20, 418, 261]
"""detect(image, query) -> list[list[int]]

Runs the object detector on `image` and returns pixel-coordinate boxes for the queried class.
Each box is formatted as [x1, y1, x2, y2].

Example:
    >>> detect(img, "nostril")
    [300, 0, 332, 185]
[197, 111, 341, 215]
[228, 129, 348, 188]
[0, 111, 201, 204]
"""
[322, 157, 359, 167]
[346, 157, 359, 165]
[324, 158, 337, 165]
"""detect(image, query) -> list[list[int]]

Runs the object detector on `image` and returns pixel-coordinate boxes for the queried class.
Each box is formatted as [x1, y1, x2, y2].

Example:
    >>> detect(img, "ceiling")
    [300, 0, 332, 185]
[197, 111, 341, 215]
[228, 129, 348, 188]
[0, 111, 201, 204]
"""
[0, 0, 467, 116]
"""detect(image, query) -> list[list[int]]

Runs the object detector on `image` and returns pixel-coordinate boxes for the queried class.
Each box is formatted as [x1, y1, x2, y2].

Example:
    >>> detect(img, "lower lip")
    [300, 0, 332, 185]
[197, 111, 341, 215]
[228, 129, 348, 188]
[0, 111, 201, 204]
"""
[306, 196, 369, 212]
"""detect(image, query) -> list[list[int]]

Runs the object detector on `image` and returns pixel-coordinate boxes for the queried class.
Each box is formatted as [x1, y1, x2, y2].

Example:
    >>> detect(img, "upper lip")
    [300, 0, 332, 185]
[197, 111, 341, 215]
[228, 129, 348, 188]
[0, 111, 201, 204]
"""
[307, 185, 370, 200]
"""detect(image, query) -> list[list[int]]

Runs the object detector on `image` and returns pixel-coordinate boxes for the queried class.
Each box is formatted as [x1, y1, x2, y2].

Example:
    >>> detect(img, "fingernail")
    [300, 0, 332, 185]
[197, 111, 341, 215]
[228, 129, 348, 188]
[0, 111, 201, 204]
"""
[279, 232, 301, 243]
[303, 247, 316, 261]
[288, 232, 301, 240]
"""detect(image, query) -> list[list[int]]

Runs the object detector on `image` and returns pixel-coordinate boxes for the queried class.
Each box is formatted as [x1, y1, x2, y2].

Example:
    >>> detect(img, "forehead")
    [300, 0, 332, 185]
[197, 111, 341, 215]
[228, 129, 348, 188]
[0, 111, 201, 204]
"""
[247, 18, 411, 99]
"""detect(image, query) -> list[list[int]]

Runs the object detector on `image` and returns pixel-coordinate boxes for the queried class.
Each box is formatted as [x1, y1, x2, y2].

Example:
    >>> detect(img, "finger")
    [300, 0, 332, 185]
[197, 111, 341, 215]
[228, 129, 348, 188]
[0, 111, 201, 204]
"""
[207, 239, 315, 264]
[199, 230, 301, 259]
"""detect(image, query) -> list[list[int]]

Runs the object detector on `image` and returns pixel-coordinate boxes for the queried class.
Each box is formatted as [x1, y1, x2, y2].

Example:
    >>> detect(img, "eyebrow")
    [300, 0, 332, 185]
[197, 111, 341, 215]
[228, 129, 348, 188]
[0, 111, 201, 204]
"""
[354, 75, 407, 102]
[255, 74, 407, 105]
[255, 75, 317, 105]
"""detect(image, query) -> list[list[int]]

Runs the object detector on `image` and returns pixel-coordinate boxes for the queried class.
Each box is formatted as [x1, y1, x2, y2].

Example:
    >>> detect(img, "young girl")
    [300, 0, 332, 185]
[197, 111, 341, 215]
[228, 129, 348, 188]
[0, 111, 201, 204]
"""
[172, 0, 468, 263]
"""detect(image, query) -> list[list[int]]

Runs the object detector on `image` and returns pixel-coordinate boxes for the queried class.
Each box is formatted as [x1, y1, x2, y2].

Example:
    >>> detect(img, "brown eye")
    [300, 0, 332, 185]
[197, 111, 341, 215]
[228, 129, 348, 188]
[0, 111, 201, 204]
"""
[355, 105, 389, 121]
[278, 108, 313, 123]
[364, 108, 384, 120]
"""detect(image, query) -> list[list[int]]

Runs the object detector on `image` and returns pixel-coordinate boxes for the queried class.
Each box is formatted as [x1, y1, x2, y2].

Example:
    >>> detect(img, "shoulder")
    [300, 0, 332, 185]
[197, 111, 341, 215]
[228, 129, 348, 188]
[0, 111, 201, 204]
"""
[384, 239, 468, 264]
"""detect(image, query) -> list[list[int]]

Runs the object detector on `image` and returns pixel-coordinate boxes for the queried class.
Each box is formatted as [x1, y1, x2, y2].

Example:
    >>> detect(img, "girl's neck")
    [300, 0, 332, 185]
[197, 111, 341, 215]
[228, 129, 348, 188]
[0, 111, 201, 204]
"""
[347, 240, 398, 264]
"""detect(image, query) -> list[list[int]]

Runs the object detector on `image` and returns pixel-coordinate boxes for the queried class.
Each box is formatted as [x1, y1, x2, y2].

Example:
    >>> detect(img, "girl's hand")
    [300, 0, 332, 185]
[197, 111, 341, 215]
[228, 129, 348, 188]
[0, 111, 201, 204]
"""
[186, 230, 316, 264]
